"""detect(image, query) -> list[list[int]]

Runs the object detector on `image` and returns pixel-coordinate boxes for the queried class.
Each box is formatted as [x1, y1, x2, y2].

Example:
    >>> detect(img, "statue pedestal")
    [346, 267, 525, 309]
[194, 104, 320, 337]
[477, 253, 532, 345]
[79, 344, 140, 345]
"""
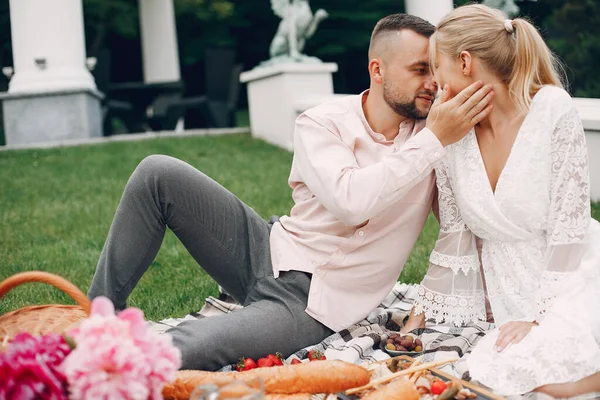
[240, 62, 338, 151]
[1, 88, 103, 146]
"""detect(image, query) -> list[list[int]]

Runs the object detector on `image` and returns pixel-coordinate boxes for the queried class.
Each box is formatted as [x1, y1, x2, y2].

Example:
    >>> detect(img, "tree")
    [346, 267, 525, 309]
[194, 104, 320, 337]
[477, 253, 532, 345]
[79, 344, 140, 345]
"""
[1, 0, 599, 99]
[544, 0, 600, 97]
[81, 0, 235, 84]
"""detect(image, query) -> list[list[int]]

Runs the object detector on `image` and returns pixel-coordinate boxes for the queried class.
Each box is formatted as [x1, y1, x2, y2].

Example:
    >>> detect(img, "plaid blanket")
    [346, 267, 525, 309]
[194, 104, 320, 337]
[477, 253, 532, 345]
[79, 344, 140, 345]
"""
[149, 282, 494, 380]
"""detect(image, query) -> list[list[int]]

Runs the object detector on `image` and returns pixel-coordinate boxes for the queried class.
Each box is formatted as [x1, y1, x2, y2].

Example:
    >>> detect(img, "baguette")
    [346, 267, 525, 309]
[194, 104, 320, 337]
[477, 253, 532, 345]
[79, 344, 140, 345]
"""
[162, 360, 370, 399]
[360, 377, 419, 400]
[209, 381, 312, 400]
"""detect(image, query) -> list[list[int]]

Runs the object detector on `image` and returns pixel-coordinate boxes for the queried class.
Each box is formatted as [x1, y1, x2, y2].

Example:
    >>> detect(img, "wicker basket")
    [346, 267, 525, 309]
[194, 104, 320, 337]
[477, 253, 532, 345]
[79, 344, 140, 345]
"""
[0, 271, 91, 350]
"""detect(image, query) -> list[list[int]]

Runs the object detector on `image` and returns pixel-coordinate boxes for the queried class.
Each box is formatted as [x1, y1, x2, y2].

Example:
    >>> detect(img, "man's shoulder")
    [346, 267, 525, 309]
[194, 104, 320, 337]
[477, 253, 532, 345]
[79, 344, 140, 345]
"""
[301, 93, 362, 124]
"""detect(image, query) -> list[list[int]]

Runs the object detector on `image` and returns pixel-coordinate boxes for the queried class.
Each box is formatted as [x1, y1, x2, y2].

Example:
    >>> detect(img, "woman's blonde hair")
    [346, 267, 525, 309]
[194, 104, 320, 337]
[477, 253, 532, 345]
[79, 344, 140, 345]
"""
[430, 4, 566, 113]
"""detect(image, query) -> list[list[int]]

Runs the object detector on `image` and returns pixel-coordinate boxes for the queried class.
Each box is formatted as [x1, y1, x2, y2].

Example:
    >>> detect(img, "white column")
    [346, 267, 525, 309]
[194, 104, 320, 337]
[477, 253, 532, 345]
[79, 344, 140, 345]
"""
[405, 0, 454, 26]
[138, 0, 181, 84]
[7, 0, 96, 94]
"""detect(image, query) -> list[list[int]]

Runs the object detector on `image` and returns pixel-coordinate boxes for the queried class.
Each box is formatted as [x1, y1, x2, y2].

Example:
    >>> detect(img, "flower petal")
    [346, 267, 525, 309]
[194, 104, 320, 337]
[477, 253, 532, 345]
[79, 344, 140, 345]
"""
[90, 296, 115, 317]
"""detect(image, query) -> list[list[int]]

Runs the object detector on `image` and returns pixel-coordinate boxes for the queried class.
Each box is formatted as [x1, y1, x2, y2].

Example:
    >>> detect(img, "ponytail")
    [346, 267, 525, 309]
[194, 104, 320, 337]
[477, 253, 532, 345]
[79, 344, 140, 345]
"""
[509, 18, 566, 113]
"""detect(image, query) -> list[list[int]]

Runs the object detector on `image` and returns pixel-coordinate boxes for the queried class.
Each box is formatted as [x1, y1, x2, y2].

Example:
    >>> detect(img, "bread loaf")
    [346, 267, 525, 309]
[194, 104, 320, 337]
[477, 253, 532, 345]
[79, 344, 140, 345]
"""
[162, 360, 370, 399]
[360, 377, 419, 400]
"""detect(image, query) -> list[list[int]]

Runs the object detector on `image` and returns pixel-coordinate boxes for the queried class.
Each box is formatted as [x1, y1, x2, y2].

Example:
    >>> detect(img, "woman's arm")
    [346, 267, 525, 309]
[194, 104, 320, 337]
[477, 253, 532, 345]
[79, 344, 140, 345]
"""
[407, 161, 486, 330]
[537, 105, 591, 316]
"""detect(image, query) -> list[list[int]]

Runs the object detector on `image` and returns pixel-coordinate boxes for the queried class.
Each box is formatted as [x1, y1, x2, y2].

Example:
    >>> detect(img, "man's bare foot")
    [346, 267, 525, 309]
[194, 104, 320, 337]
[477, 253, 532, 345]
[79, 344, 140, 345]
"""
[400, 308, 426, 334]
[536, 372, 600, 398]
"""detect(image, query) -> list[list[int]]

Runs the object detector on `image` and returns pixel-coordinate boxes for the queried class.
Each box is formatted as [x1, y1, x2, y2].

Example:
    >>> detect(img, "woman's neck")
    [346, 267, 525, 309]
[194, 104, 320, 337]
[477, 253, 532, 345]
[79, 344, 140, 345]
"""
[477, 83, 523, 138]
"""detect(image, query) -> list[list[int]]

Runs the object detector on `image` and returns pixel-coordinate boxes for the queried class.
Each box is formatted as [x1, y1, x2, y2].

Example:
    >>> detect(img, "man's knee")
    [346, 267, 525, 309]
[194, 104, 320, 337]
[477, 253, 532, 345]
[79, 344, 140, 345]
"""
[134, 155, 177, 180]
[129, 154, 193, 192]
[168, 322, 229, 371]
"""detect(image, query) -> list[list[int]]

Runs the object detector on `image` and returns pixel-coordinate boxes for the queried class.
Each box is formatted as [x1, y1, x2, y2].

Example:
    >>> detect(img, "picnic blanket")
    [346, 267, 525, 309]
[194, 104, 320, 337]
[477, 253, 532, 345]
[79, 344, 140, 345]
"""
[149, 282, 493, 380]
[150, 284, 600, 400]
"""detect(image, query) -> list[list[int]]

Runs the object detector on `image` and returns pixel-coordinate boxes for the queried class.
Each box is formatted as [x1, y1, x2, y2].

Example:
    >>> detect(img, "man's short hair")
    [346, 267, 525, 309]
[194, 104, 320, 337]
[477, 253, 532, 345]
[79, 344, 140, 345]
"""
[369, 14, 435, 59]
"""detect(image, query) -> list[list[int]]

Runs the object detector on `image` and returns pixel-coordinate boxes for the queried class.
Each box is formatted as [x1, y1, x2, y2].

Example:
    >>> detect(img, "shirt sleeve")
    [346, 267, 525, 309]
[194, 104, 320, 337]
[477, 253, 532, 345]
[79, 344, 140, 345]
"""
[293, 113, 445, 226]
[413, 161, 487, 326]
[536, 106, 592, 319]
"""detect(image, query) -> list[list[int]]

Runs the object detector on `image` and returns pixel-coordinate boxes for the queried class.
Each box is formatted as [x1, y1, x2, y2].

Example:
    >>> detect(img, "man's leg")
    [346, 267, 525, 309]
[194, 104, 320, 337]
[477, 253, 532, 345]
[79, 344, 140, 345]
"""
[167, 270, 333, 370]
[88, 154, 271, 308]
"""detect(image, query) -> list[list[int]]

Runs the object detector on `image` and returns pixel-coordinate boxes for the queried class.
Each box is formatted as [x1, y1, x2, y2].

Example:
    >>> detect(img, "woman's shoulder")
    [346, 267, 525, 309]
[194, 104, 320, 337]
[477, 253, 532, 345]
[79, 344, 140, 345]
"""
[530, 85, 576, 126]
[533, 85, 574, 111]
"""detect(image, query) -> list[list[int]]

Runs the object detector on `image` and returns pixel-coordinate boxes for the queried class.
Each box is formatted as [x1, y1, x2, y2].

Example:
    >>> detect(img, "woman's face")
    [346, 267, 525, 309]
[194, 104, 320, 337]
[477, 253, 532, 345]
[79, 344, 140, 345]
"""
[432, 52, 472, 99]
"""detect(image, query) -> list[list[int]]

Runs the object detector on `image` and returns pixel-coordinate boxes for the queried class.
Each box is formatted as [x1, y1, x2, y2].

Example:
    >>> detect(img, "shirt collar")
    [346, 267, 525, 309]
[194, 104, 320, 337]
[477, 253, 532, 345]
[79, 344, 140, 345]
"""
[357, 89, 421, 144]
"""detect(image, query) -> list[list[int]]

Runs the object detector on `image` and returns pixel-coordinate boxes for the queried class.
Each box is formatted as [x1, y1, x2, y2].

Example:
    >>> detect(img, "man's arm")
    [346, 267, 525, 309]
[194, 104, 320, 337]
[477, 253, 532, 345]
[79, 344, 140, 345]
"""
[294, 115, 443, 226]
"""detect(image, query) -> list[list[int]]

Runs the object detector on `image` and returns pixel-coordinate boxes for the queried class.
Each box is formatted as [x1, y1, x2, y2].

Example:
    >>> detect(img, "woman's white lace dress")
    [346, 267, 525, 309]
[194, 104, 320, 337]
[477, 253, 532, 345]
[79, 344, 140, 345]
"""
[413, 85, 600, 396]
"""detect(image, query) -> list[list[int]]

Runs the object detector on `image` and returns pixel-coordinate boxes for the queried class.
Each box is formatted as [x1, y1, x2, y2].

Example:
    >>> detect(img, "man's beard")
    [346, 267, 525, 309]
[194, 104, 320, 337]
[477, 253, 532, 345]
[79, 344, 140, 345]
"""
[383, 84, 433, 120]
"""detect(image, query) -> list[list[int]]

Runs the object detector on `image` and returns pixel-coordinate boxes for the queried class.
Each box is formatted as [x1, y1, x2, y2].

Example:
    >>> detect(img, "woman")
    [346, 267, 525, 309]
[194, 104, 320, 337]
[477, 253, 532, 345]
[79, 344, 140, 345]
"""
[406, 4, 600, 398]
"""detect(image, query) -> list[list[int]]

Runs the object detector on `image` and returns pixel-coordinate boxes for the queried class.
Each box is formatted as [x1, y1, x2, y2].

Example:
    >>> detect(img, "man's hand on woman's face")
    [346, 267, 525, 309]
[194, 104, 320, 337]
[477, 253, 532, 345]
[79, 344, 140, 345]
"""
[426, 81, 495, 147]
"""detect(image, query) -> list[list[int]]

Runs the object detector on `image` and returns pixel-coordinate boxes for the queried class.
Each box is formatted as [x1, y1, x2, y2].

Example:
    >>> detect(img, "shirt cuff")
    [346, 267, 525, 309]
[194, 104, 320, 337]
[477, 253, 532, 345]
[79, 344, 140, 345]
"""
[415, 128, 445, 163]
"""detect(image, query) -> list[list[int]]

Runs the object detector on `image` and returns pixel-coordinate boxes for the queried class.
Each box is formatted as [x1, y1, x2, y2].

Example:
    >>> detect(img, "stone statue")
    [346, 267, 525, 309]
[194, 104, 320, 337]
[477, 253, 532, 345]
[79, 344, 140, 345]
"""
[266, 0, 329, 65]
[482, 0, 537, 18]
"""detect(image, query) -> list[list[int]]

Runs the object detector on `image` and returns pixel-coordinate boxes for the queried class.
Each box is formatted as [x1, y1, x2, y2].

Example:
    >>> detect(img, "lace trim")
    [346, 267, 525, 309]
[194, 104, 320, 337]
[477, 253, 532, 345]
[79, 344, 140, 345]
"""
[413, 285, 486, 327]
[429, 250, 480, 275]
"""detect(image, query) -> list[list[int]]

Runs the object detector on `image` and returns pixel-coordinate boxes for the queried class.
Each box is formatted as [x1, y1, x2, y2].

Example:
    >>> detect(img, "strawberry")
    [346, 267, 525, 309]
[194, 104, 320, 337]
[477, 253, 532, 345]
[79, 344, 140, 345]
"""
[266, 352, 284, 366]
[257, 357, 275, 368]
[307, 349, 326, 361]
[236, 357, 257, 371]
[290, 358, 302, 365]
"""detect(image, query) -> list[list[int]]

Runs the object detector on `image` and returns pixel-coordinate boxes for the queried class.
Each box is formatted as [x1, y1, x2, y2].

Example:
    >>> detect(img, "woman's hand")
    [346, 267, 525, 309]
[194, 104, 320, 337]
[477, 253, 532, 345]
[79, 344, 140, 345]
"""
[495, 321, 538, 352]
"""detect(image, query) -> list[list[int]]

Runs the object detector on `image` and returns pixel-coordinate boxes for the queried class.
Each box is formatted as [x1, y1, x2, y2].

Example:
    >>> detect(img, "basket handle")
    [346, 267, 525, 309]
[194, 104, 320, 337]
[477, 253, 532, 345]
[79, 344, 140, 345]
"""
[0, 271, 91, 315]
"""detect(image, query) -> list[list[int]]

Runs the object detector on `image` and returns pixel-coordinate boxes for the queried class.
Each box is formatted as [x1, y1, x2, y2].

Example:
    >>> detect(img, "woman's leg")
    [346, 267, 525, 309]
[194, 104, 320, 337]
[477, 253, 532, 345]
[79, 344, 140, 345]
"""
[536, 372, 600, 398]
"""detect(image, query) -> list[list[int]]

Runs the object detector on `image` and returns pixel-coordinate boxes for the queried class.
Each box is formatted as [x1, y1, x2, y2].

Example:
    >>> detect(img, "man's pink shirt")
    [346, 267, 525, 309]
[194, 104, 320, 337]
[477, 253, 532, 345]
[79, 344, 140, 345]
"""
[269, 91, 445, 332]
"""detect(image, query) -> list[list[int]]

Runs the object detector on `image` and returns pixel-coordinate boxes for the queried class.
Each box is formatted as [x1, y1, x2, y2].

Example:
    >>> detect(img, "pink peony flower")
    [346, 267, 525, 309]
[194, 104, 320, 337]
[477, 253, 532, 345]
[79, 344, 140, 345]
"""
[0, 332, 71, 400]
[62, 296, 181, 400]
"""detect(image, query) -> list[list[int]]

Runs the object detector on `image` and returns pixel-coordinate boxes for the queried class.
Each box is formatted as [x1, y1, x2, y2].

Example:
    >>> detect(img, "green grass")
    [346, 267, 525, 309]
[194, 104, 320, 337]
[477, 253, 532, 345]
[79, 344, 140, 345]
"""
[1, 134, 599, 321]
[0, 134, 294, 321]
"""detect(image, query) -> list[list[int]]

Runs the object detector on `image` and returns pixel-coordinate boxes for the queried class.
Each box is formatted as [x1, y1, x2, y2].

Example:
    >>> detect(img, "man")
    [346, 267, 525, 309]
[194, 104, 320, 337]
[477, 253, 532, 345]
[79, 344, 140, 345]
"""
[88, 14, 493, 370]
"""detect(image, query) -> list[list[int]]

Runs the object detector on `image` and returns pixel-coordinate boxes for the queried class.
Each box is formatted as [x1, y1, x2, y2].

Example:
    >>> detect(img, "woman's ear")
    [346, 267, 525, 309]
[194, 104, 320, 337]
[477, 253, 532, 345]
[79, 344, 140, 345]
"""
[369, 58, 384, 84]
[459, 51, 472, 77]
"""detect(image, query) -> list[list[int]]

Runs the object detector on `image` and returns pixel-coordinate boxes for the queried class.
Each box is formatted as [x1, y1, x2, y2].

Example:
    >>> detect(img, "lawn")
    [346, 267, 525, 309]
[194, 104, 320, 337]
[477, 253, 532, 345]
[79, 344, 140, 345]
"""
[1, 134, 599, 321]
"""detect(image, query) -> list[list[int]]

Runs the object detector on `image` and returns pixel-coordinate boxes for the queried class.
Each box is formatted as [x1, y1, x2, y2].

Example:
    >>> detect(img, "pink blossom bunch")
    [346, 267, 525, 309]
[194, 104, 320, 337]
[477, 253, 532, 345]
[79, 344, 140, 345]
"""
[0, 332, 71, 400]
[61, 297, 181, 400]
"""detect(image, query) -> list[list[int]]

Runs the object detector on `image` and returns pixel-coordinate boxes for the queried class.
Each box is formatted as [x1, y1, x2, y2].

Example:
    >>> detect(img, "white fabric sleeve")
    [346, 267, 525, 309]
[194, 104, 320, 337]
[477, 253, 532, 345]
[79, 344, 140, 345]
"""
[413, 161, 486, 326]
[537, 106, 592, 318]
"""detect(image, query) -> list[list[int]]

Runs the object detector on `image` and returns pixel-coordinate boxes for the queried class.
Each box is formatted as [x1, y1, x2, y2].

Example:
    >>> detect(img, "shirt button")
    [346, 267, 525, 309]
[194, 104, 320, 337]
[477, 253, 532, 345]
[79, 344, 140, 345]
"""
[358, 230, 365, 236]
[377, 134, 385, 141]
[434, 151, 440, 157]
